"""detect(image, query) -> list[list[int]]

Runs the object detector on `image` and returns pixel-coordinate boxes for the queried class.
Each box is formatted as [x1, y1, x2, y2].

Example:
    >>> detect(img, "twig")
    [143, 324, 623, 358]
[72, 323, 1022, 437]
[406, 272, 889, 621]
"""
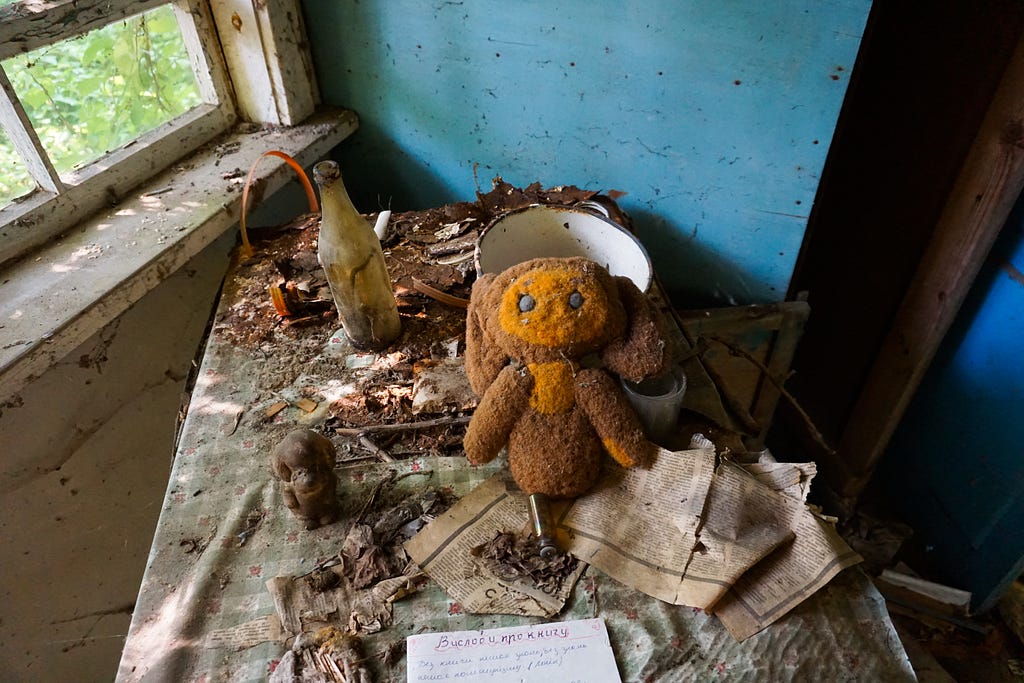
[358, 434, 395, 463]
[355, 472, 394, 523]
[691, 338, 761, 435]
[412, 278, 470, 308]
[706, 334, 835, 456]
[332, 414, 472, 436]
[657, 278, 759, 436]
[426, 234, 478, 257]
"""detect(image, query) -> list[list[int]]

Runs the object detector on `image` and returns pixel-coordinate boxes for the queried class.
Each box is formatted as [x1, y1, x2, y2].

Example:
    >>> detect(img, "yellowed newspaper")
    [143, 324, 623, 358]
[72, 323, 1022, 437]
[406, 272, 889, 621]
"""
[404, 475, 584, 617]
[405, 443, 860, 640]
[558, 447, 798, 611]
[712, 504, 862, 640]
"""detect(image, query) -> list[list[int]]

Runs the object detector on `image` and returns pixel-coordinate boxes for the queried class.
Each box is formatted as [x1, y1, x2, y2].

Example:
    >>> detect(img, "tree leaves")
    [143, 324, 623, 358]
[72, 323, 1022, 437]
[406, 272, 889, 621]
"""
[0, 6, 202, 204]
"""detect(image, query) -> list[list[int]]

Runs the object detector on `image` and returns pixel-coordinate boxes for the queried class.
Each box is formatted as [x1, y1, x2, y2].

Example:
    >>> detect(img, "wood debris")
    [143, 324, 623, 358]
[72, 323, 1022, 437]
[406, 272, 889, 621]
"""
[216, 177, 620, 463]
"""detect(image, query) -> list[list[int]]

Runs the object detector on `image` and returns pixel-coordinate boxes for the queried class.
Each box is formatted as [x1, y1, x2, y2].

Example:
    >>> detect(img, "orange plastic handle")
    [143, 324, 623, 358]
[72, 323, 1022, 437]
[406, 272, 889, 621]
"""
[239, 150, 319, 257]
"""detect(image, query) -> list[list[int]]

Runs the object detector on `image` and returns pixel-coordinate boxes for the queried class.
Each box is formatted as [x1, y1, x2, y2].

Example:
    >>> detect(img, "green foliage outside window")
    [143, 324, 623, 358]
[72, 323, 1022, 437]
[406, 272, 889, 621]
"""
[0, 5, 201, 206]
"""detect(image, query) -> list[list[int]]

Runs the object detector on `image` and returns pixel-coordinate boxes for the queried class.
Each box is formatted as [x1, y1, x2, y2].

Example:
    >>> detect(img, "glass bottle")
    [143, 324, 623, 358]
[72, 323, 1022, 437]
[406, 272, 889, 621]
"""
[313, 161, 401, 350]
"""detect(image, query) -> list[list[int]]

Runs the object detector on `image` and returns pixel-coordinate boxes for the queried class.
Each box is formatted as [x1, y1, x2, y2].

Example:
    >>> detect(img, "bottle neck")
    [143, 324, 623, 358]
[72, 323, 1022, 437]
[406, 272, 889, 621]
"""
[319, 176, 364, 226]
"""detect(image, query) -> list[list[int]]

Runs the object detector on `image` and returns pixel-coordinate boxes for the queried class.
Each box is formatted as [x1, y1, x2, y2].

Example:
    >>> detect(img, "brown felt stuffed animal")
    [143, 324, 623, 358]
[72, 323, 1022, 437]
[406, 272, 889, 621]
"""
[463, 256, 671, 498]
[271, 429, 341, 530]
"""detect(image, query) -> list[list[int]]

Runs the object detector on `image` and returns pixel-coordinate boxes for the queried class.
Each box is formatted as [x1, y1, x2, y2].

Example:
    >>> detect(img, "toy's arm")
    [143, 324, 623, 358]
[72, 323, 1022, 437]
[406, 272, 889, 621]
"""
[463, 363, 532, 464]
[465, 273, 509, 395]
[602, 276, 672, 382]
[575, 368, 652, 468]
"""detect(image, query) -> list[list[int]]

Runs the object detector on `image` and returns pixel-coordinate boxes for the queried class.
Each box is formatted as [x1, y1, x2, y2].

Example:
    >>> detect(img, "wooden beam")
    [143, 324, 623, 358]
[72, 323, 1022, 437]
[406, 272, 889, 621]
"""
[833, 31, 1024, 499]
[253, 0, 320, 125]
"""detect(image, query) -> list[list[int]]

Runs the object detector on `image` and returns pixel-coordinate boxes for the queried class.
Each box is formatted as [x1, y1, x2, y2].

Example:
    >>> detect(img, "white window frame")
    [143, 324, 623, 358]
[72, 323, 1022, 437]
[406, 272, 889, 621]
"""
[0, 0, 320, 266]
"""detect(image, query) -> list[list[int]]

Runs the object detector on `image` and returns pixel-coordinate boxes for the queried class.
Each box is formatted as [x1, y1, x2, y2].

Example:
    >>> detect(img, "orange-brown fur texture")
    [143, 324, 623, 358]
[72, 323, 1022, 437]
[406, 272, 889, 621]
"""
[271, 429, 341, 530]
[463, 257, 671, 498]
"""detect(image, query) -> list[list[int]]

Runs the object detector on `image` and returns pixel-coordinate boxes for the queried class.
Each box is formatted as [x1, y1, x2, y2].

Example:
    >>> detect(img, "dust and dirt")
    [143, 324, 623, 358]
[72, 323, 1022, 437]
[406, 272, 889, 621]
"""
[213, 178, 614, 457]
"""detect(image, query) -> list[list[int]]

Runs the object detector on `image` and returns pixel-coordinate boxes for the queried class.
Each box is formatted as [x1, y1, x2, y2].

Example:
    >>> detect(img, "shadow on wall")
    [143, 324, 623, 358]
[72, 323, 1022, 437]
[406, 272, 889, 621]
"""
[328, 117, 456, 212]
[630, 207, 762, 309]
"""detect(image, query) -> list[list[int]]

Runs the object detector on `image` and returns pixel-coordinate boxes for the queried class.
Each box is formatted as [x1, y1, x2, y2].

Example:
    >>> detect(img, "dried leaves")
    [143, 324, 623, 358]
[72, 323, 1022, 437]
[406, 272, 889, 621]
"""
[471, 530, 580, 597]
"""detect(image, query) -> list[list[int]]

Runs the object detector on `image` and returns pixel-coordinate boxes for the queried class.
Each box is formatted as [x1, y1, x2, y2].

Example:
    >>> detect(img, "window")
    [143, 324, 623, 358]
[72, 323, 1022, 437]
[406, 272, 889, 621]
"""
[0, 0, 319, 267]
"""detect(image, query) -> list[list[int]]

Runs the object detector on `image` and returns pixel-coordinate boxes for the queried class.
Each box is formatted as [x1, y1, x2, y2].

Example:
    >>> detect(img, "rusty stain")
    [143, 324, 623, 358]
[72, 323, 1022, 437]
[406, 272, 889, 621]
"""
[231, 12, 242, 32]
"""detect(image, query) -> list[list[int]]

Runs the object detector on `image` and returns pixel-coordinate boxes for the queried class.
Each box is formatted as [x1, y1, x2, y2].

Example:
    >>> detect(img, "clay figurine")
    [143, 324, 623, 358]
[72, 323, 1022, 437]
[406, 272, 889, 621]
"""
[463, 256, 672, 499]
[271, 429, 341, 530]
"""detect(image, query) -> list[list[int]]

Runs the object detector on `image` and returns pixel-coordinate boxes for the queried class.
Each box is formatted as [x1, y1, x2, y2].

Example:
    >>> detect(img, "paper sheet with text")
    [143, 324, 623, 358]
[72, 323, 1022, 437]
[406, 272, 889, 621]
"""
[406, 618, 621, 683]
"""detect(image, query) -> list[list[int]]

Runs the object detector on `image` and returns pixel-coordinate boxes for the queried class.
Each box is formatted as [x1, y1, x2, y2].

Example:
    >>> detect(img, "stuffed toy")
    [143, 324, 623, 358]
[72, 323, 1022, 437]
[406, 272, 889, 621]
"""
[463, 256, 671, 499]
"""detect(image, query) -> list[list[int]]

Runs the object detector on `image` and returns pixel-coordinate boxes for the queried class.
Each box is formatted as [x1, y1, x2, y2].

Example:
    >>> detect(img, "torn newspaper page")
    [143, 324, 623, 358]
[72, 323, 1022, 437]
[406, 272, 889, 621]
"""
[556, 443, 861, 639]
[557, 446, 797, 610]
[204, 614, 283, 650]
[265, 566, 394, 638]
[738, 460, 817, 503]
[406, 617, 621, 683]
[404, 474, 585, 617]
[711, 504, 863, 640]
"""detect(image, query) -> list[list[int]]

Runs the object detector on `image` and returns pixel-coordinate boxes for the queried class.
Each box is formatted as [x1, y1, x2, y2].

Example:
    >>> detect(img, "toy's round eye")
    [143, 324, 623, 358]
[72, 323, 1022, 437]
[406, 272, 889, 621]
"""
[518, 294, 536, 312]
[568, 291, 584, 309]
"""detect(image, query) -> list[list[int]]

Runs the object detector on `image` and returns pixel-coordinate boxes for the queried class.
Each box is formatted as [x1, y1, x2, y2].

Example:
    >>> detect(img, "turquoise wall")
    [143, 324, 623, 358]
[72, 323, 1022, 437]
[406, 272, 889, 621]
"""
[302, 1, 870, 306]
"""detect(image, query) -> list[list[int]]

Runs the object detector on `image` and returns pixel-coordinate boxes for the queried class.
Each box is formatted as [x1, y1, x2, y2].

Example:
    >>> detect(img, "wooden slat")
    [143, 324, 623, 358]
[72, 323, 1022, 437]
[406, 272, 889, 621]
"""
[208, 0, 280, 123]
[0, 65, 63, 194]
[676, 300, 810, 449]
[253, 0, 320, 125]
[749, 303, 810, 449]
[173, 0, 236, 108]
[834, 32, 1024, 499]
[0, 0, 167, 61]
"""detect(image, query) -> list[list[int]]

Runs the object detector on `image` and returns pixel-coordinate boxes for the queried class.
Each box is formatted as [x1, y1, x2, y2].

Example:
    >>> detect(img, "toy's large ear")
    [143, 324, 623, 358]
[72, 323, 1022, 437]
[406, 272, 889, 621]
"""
[602, 276, 672, 382]
[464, 273, 508, 396]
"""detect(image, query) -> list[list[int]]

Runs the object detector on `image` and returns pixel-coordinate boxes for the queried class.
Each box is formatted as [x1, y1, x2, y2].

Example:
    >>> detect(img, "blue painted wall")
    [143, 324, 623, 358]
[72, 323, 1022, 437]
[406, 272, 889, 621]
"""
[302, 0, 870, 306]
[884, 195, 1024, 612]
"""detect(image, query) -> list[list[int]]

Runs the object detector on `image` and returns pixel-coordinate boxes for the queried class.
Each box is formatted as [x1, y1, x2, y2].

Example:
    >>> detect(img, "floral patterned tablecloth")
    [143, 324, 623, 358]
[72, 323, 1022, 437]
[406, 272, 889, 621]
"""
[116, 240, 916, 683]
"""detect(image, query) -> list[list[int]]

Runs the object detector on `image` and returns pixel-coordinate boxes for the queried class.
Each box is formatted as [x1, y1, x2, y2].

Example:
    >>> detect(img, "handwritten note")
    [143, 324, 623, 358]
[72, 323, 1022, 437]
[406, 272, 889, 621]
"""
[406, 618, 621, 682]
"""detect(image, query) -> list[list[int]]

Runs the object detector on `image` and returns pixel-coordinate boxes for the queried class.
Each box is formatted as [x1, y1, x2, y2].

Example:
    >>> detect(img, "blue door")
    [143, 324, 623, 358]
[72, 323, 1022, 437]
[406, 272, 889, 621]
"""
[882, 193, 1024, 612]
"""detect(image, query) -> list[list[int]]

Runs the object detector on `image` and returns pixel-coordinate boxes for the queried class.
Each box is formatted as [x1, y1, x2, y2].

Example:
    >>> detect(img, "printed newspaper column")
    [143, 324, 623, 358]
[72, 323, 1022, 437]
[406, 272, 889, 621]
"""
[556, 446, 716, 606]
[404, 475, 584, 617]
[680, 459, 799, 608]
[557, 446, 797, 609]
[711, 499, 863, 640]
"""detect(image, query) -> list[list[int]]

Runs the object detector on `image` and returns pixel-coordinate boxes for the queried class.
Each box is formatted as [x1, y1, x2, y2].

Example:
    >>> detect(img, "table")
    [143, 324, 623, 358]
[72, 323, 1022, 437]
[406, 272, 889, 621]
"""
[117, 188, 916, 682]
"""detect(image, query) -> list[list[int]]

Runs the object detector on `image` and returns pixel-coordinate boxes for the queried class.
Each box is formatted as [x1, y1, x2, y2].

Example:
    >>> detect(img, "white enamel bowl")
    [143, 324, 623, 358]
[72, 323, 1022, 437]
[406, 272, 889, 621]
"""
[474, 204, 653, 291]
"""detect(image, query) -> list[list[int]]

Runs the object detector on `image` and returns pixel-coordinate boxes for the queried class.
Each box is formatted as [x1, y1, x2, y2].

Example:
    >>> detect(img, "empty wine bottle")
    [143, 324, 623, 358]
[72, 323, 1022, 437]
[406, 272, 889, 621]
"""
[313, 161, 401, 350]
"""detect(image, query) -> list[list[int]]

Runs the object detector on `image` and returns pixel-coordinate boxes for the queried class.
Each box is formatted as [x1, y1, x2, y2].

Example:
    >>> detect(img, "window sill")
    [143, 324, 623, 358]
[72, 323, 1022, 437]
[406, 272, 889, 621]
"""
[0, 107, 358, 401]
